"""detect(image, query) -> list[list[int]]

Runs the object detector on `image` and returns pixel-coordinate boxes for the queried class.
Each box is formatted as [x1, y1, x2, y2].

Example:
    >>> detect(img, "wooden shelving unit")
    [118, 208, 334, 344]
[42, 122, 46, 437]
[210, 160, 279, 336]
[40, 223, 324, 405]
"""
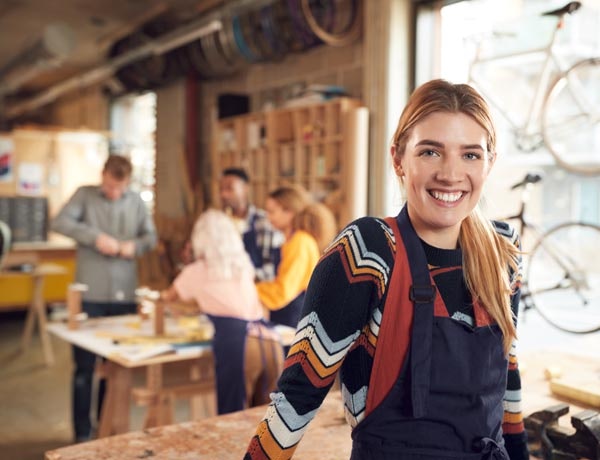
[211, 97, 369, 228]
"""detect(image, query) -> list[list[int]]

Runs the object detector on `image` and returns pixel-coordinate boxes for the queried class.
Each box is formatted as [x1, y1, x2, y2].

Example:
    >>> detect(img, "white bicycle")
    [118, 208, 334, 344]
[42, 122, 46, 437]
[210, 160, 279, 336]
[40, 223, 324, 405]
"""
[506, 173, 600, 334]
[468, 1, 600, 175]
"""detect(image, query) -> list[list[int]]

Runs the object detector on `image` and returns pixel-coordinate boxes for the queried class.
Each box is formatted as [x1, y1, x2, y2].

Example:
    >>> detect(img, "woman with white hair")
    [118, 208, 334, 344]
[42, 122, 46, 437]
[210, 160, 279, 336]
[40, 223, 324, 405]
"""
[161, 208, 283, 414]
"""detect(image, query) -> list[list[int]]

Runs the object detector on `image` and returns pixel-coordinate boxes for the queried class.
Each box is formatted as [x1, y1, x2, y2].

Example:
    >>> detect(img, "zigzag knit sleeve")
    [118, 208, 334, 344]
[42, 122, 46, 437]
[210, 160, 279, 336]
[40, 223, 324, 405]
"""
[244, 217, 394, 460]
[497, 222, 529, 460]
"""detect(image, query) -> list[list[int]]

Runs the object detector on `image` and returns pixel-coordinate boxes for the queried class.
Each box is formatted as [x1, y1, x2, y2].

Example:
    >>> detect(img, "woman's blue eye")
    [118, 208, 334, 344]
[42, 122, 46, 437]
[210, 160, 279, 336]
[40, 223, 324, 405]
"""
[420, 149, 438, 157]
[464, 152, 482, 160]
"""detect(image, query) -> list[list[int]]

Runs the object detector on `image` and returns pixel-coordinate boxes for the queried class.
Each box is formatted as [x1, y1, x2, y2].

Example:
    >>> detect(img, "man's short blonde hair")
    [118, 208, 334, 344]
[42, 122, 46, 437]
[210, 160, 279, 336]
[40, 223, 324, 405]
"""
[103, 155, 132, 180]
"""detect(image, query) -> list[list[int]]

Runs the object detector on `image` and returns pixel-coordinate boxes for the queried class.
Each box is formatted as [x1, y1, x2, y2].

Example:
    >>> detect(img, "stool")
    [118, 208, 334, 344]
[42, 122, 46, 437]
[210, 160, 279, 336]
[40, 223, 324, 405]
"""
[21, 263, 68, 366]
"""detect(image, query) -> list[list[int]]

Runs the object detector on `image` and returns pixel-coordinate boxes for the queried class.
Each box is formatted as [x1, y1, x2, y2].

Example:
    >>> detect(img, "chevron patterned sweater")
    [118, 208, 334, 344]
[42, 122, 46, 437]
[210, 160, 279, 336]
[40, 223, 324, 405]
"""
[245, 216, 528, 460]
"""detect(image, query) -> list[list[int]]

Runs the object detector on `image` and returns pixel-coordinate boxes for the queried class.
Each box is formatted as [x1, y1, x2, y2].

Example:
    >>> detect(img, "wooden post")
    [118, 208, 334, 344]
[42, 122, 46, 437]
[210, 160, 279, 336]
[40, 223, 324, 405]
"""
[67, 283, 87, 330]
[153, 300, 165, 336]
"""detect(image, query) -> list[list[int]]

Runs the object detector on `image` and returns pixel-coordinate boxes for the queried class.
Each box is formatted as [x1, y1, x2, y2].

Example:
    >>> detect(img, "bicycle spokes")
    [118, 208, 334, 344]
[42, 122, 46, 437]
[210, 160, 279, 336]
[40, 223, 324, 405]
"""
[526, 222, 600, 333]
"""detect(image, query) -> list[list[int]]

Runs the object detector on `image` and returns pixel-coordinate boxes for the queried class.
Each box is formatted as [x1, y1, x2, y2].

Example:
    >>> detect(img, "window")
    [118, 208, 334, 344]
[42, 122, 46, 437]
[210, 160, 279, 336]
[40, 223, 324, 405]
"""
[415, 0, 600, 226]
[109, 92, 157, 212]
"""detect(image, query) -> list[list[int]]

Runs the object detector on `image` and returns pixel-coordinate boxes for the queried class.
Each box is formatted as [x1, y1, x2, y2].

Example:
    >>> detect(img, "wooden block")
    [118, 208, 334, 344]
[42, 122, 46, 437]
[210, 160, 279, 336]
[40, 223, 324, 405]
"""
[544, 366, 563, 381]
[550, 378, 600, 409]
[67, 283, 87, 330]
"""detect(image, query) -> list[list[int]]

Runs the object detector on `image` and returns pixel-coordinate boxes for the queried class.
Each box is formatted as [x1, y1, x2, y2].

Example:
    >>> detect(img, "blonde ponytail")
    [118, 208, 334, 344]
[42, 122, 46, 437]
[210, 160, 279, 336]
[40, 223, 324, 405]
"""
[460, 207, 520, 354]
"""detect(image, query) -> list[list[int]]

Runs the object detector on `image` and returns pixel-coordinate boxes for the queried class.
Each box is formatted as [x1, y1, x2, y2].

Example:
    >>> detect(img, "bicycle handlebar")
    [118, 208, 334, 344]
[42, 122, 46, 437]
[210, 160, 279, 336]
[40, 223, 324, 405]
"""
[510, 172, 544, 190]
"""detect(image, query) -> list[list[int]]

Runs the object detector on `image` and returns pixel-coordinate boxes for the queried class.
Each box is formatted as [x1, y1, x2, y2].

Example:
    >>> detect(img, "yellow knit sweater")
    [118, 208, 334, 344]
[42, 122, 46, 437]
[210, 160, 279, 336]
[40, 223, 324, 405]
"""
[256, 230, 320, 310]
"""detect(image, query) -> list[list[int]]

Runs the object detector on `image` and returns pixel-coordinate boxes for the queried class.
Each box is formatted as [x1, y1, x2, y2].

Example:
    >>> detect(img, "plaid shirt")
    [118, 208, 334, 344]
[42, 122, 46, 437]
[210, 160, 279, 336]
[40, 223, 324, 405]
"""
[243, 205, 284, 281]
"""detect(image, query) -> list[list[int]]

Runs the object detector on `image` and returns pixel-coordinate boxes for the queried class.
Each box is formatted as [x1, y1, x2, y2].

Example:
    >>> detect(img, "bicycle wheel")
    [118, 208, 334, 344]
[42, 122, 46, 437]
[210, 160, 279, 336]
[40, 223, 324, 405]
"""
[527, 222, 600, 333]
[542, 58, 600, 175]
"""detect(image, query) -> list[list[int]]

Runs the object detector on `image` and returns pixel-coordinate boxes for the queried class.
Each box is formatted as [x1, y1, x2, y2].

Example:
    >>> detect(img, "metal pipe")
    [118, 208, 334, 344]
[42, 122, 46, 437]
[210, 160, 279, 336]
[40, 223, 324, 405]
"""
[3, 19, 222, 119]
[0, 22, 76, 90]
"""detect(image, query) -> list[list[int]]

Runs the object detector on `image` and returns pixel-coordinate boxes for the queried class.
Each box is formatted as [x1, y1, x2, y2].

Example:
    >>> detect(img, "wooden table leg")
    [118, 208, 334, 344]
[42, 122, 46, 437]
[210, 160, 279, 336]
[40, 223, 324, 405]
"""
[142, 363, 174, 429]
[97, 362, 132, 437]
[190, 355, 216, 419]
[21, 285, 36, 351]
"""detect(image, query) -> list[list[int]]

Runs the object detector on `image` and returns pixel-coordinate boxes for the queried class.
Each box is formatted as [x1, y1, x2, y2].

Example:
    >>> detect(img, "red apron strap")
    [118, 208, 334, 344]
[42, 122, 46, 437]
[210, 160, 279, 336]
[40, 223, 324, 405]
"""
[364, 217, 414, 417]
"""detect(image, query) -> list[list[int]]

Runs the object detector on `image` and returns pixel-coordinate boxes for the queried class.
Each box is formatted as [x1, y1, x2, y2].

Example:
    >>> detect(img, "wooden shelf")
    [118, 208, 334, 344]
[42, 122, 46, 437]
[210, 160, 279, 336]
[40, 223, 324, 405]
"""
[211, 98, 369, 228]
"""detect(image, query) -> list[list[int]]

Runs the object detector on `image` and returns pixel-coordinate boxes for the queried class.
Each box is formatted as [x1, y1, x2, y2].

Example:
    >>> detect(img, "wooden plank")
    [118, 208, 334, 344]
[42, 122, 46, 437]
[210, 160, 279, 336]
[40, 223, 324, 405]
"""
[550, 379, 600, 409]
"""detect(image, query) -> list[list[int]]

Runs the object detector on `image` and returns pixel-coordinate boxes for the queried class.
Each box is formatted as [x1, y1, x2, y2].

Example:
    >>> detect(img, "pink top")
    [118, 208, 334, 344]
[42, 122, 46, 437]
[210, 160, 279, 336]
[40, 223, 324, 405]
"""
[173, 260, 263, 321]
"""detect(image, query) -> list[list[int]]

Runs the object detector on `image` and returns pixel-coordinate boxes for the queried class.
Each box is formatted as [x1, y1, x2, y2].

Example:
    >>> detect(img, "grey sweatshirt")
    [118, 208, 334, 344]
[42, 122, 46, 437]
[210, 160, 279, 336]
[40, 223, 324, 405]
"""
[52, 185, 157, 303]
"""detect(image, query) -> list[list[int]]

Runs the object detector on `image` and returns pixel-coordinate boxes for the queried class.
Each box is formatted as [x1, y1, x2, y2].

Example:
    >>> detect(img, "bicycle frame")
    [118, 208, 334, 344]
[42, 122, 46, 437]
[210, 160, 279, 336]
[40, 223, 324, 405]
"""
[505, 184, 582, 283]
[468, 13, 572, 148]
[503, 173, 600, 333]
[502, 183, 542, 242]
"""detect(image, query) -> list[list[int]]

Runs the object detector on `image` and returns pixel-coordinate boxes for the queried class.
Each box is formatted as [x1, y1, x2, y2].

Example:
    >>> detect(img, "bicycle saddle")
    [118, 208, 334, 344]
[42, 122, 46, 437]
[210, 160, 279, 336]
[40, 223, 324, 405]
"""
[542, 1, 581, 17]
[510, 172, 543, 190]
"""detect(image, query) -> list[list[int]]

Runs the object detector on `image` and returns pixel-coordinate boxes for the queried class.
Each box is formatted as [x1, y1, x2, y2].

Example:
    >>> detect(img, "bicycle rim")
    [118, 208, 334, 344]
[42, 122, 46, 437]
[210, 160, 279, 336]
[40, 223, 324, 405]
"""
[542, 58, 600, 175]
[527, 222, 600, 333]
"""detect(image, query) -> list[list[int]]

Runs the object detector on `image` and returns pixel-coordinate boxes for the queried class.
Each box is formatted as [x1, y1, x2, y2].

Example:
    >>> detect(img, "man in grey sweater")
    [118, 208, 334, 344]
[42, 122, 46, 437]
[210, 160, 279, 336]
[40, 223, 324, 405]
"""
[52, 154, 157, 442]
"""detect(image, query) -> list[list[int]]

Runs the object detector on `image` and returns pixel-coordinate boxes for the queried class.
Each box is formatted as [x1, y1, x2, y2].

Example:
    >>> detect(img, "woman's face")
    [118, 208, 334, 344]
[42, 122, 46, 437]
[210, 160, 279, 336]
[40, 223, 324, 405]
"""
[395, 111, 493, 249]
[265, 197, 294, 234]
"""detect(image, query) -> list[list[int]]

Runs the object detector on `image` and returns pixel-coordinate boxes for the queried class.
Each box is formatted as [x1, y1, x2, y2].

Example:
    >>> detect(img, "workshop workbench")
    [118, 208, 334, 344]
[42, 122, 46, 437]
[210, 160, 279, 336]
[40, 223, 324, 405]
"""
[45, 390, 351, 460]
[43, 349, 600, 460]
[47, 315, 215, 437]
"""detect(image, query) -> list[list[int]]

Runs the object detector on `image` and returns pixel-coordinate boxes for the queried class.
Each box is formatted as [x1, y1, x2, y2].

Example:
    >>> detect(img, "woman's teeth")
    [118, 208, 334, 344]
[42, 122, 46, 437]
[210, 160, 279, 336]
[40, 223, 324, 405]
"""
[430, 191, 463, 202]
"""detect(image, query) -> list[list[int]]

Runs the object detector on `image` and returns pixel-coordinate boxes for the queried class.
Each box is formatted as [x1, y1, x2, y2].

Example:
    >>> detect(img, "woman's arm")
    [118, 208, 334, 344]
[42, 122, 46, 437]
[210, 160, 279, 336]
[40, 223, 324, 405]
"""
[502, 230, 529, 460]
[161, 269, 202, 316]
[245, 218, 393, 460]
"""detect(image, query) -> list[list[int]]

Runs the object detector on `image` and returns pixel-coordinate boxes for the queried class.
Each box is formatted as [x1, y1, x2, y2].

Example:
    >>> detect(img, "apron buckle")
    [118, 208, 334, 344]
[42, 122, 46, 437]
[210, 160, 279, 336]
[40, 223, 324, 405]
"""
[409, 285, 436, 304]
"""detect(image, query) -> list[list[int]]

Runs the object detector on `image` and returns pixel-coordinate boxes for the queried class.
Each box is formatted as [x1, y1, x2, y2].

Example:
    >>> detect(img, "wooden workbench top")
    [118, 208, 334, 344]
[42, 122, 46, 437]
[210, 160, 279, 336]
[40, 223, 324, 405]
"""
[45, 390, 351, 460]
[44, 352, 600, 460]
[11, 233, 75, 251]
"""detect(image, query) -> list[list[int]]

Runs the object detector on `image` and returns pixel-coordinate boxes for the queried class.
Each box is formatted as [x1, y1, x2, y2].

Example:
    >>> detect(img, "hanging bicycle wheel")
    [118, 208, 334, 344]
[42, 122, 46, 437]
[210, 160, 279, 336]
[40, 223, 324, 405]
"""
[542, 58, 600, 175]
[527, 222, 600, 333]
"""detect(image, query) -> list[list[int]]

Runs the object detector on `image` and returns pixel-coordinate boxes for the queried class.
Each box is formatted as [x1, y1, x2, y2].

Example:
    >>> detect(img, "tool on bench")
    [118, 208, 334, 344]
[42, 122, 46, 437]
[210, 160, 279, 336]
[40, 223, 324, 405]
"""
[525, 403, 600, 459]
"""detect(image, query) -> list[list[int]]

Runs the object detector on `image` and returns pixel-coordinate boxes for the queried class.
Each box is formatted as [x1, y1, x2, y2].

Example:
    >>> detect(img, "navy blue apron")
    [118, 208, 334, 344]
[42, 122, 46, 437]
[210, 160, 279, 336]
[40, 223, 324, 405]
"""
[209, 315, 249, 414]
[209, 315, 280, 414]
[350, 207, 509, 460]
[243, 213, 263, 270]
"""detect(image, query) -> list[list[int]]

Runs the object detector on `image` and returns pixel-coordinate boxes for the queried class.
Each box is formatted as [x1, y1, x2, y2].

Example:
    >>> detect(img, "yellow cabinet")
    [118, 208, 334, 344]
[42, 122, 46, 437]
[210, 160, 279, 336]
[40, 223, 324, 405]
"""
[0, 243, 76, 311]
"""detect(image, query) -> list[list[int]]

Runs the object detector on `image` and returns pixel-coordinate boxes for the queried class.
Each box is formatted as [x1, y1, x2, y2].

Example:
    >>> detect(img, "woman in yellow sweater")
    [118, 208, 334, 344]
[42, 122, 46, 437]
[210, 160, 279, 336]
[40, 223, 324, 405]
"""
[257, 185, 337, 329]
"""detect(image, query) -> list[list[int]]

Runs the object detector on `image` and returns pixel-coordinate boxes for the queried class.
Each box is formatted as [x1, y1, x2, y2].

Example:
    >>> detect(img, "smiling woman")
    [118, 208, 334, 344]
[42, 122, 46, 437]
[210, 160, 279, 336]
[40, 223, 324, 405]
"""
[393, 111, 493, 249]
[244, 79, 529, 460]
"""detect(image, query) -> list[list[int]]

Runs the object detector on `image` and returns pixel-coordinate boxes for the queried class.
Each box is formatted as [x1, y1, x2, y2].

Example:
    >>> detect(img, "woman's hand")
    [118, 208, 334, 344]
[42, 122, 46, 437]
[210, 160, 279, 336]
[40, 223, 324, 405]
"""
[160, 286, 178, 302]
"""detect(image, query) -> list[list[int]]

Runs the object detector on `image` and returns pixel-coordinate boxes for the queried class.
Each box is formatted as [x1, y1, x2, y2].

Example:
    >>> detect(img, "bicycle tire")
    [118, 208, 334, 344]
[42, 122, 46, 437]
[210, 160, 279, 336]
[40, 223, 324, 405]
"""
[527, 221, 600, 333]
[301, 0, 362, 47]
[542, 58, 600, 176]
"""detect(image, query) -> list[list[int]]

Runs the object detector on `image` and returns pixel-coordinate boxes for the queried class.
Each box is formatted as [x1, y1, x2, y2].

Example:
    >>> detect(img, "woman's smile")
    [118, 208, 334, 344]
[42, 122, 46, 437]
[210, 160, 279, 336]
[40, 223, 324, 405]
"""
[428, 189, 465, 204]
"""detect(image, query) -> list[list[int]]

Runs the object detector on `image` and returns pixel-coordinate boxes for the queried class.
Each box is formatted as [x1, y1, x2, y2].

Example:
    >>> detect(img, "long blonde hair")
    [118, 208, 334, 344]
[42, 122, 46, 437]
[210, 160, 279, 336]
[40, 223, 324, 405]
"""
[268, 185, 338, 253]
[190, 208, 254, 280]
[391, 79, 519, 354]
